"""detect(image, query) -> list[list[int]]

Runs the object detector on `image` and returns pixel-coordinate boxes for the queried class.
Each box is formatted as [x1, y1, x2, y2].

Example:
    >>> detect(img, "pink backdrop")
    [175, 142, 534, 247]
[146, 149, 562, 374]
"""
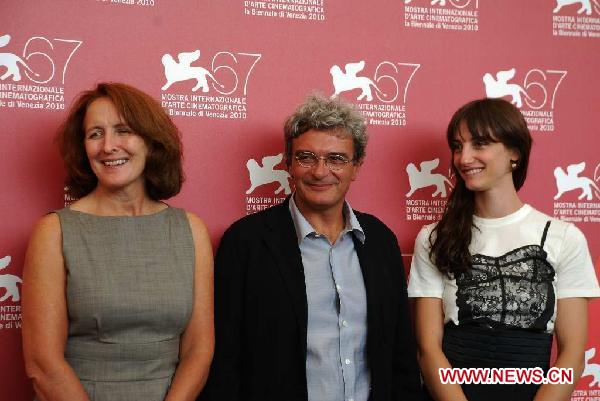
[1, 0, 599, 399]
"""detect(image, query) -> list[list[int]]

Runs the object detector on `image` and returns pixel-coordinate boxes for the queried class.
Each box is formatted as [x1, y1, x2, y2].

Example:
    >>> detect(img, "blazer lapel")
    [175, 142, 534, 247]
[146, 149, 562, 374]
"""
[263, 200, 308, 357]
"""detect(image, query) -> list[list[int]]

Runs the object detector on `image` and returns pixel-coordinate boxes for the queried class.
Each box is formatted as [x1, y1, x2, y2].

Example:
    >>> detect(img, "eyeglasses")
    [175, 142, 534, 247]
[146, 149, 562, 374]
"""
[294, 151, 353, 170]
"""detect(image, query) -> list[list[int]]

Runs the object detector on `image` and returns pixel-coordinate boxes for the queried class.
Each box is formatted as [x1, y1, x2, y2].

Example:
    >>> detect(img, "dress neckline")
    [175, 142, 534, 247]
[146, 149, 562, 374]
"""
[64, 204, 170, 218]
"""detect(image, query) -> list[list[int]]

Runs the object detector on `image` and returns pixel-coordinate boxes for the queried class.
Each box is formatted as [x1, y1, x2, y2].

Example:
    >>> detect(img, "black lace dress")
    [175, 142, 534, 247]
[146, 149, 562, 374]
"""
[437, 222, 555, 401]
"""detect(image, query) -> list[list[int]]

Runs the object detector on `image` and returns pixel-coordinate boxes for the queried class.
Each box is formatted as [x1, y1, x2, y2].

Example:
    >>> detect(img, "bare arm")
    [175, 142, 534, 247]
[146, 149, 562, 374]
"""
[414, 297, 467, 401]
[21, 214, 90, 401]
[533, 298, 588, 401]
[164, 212, 215, 401]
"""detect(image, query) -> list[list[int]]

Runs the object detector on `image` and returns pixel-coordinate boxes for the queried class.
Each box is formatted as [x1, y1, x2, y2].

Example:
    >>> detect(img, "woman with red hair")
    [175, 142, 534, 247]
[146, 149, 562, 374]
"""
[22, 83, 214, 401]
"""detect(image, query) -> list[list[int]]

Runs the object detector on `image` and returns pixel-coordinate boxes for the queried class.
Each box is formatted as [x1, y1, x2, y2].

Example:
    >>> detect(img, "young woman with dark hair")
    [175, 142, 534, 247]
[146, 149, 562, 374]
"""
[22, 83, 214, 401]
[408, 98, 600, 401]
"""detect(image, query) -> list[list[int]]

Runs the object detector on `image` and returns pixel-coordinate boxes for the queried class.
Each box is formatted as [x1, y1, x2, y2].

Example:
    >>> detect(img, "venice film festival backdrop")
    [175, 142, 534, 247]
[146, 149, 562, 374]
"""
[1, 0, 599, 399]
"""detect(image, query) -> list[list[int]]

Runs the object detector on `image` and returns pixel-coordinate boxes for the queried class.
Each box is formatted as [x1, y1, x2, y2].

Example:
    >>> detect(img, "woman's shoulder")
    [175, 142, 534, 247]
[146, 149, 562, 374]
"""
[182, 210, 211, 242]
[525, 205, 578, 235]
[183, 210, 207, 229]
[27, 212, 63, 259]
[32, 212, 62, 236]
[523, 206, 590, 255]
[413, 222, 438, 249]
[417, 222, 438, 237]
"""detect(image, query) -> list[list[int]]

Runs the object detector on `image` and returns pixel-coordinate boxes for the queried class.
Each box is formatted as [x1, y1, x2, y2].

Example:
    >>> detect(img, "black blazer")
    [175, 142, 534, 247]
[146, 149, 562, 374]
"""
[200, 198, 422, 401]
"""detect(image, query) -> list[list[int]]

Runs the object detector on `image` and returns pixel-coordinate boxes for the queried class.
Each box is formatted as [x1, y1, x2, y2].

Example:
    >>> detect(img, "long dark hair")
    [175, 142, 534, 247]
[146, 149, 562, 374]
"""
[430, 98, 532, 276]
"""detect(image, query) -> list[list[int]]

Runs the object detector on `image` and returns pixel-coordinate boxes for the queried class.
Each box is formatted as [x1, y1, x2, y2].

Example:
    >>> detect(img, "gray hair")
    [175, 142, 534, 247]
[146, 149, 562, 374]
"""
[284, 93, 368, 166]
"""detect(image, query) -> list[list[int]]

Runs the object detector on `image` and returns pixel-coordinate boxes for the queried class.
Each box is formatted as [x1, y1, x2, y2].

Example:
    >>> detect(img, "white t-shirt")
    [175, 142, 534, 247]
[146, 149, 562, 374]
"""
[407, 204, 600, 333]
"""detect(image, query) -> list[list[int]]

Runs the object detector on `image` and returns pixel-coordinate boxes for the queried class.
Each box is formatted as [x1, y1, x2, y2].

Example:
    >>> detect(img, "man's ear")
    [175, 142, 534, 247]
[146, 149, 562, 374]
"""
[351, 159, 363, 181]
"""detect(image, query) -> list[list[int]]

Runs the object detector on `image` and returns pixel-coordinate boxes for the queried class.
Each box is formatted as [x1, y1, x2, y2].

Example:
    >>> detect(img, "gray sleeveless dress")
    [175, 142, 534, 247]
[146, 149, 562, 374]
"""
[56, 207, 194, 401]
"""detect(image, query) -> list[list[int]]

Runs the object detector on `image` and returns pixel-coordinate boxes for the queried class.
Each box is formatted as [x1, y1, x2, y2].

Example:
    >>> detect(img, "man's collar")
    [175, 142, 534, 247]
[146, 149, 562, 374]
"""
[288, 194, 365, 245]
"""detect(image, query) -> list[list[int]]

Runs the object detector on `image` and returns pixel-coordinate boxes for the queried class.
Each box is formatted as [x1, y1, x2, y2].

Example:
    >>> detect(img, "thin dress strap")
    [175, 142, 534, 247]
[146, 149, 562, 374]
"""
[540, 221, 551, 248]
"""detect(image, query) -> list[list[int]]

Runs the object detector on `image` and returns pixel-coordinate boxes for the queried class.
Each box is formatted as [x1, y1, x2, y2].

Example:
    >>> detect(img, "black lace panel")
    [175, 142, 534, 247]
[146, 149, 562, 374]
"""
[455, 245, 555, 331]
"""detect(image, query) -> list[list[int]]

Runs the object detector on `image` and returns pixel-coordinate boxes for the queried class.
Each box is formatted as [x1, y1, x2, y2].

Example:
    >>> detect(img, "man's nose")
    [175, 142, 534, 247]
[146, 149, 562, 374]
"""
[311, 157, 330, 177]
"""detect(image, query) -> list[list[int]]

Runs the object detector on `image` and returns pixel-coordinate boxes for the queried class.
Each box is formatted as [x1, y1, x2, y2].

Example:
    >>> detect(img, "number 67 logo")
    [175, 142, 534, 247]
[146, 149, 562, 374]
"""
[330, 60, 420, 104]
[483, 68, 567, 110]
[161, 49, 261, 95]
[0, 34, 82, 85]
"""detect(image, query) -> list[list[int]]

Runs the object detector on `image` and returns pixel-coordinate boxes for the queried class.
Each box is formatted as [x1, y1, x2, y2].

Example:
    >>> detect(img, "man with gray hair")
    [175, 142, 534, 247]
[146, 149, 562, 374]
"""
[201, 94, 422, 401]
